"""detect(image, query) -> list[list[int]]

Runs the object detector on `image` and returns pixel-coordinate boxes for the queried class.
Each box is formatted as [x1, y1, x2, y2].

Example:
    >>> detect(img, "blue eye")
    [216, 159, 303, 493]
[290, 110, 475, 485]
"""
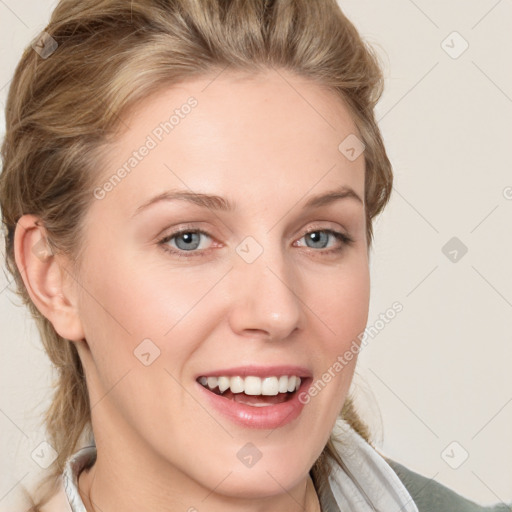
[172, 231, 203, 251]
[158, 229, 212, 258]
[157, 227, 353, 259]
[300, 229, 349, 250]
[305, 231, 331, 249]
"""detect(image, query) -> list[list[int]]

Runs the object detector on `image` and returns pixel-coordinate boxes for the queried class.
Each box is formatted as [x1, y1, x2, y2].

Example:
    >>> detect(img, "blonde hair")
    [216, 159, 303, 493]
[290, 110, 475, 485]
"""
[0, 0, 392, 509]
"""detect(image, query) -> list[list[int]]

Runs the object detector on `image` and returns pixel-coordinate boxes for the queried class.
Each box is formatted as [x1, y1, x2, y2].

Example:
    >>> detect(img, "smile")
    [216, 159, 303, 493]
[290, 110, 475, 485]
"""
[196, 367, 311, 429]
[198, 375, 302, 396]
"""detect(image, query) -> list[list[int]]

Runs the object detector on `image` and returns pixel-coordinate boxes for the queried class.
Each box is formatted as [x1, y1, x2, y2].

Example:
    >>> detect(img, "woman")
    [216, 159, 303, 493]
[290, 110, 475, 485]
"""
[0, 1, 509, 511]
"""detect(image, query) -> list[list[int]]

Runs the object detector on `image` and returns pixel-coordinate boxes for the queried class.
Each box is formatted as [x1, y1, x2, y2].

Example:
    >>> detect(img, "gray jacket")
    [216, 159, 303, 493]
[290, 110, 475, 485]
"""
[313, 457, 511, 512]
[386, 459, 511, 512]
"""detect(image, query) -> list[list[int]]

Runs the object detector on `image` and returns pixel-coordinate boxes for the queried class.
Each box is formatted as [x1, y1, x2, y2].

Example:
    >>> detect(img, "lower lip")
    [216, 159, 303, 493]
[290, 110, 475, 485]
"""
[197, 379, 311, 429]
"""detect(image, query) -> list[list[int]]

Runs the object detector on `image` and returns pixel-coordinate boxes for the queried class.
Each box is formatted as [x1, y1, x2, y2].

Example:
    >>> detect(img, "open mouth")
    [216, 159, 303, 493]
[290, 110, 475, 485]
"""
[197, 375, 303, 407]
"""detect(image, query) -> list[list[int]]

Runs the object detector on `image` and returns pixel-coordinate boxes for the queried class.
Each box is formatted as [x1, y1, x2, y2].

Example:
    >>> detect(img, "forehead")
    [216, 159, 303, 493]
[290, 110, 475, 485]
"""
[92, 68, 365, 213]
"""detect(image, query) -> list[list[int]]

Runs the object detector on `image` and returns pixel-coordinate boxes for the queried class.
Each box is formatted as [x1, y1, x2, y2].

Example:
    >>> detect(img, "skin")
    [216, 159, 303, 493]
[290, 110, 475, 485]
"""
[15, 68, 369, 512]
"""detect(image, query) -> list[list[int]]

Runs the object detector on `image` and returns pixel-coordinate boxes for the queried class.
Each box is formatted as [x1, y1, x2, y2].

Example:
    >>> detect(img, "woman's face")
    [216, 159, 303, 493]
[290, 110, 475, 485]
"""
[72, 68, 369, 500]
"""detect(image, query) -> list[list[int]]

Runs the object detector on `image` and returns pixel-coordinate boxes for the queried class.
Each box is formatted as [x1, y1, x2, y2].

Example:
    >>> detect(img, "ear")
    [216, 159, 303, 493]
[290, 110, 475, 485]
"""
[13, 214, 85, 342]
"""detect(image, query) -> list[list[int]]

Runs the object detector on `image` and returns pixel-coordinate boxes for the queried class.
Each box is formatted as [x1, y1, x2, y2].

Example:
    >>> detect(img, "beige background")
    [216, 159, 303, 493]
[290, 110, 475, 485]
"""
[1, 0, 511, 508]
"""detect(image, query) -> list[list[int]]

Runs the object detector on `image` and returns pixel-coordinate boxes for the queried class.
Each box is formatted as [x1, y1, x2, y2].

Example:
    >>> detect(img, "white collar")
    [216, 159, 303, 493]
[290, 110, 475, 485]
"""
[324, 419, 419, 511]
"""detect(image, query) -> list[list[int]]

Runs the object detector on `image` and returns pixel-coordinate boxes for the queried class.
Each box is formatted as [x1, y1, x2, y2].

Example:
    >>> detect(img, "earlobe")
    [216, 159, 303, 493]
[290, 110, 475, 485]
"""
[13, 214, 85, 342]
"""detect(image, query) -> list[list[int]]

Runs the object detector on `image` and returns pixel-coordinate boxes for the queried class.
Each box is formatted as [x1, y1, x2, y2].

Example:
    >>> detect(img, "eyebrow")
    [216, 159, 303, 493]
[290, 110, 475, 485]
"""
[303, 186, 363, 208]
[132, 185, 363, 218]
[132, 190, 234, 218]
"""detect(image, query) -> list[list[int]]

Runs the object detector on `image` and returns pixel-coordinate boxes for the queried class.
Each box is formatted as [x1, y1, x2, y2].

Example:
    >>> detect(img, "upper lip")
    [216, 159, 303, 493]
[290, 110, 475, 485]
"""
[196, 365, 312, 379]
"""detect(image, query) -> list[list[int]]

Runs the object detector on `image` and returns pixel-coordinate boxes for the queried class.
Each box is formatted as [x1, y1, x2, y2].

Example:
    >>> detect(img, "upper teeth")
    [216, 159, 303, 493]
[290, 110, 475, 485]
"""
[198, 375, 302, 395]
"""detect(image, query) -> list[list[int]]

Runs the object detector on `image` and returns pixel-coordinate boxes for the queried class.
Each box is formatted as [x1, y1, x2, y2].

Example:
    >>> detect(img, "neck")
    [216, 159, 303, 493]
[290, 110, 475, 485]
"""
[77, 428, 321, 512]
[78, 459, 320, 512]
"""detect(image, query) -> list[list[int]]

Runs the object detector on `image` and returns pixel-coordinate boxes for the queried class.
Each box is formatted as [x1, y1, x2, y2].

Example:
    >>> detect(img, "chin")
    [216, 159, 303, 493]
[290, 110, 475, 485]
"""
[212, 466, 308, 500]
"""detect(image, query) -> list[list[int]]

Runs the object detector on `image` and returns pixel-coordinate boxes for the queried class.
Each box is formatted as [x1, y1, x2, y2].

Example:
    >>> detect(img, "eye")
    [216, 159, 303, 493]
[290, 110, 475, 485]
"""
[157, 227, 353, 259]
[295, 229, 353, 254]
[158, 229, 213, 258]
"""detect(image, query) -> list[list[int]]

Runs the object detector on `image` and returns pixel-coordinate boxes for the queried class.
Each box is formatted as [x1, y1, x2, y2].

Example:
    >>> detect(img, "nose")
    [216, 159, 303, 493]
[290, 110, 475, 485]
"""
[227, 245, 303, 341]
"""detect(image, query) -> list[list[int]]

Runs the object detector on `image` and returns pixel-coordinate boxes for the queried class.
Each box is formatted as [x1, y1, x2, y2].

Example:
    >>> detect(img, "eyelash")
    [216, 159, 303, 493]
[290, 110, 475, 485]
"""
[157, 226, 354, 259]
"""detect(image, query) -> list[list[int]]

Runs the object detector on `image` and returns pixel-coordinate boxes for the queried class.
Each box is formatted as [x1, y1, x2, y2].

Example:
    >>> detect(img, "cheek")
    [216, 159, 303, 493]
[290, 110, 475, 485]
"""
[77, 245, 230, 390]
[301, 255, 369, 411]
[308, 255, 370, 345]
[80, 242, 210, 336]
[75, 249, 210, 437]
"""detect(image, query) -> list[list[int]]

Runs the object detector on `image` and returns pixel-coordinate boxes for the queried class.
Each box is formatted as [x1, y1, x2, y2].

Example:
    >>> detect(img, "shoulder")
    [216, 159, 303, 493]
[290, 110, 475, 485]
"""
[36, 445, 95, 512]
[38, 478, 72, 512]
[385, 458, 511, 512]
